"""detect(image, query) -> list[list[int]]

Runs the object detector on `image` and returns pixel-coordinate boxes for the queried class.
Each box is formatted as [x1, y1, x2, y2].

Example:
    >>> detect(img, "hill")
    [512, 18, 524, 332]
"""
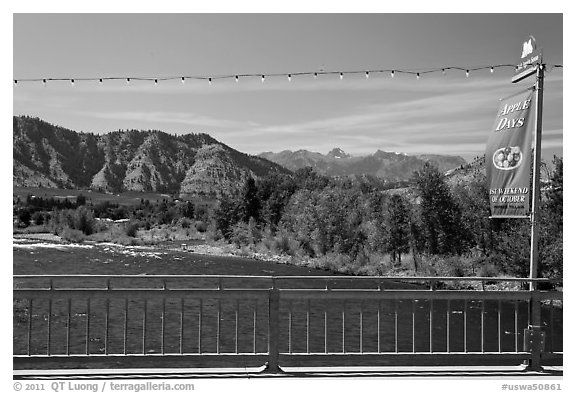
[13, 116, 289, 198]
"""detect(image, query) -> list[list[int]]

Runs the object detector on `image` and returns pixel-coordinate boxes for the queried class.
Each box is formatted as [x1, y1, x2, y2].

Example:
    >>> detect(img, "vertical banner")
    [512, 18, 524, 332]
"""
[486, 88, 535, 218]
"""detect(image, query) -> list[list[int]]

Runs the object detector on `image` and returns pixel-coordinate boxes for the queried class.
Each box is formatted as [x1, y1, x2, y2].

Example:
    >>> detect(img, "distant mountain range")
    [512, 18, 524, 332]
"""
[13, 116, 470, 197]
[13, 116, 289, 198]
[259, 148, 467, 181]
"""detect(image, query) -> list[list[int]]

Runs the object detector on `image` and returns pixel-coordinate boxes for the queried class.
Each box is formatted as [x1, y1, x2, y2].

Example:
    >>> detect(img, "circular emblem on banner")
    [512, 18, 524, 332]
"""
[493, 146, 522, 170]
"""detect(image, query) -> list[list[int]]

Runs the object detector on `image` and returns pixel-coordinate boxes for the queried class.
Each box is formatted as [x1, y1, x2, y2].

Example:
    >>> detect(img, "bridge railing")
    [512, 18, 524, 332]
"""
[13, 275, 562, 374]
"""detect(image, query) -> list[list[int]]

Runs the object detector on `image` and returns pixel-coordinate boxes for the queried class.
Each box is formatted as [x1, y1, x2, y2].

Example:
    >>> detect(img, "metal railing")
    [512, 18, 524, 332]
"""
[13, 275, 562, 374]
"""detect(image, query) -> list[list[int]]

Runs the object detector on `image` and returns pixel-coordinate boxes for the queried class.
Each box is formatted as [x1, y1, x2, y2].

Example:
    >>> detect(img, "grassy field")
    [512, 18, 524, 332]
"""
[13, 186, 218, 208]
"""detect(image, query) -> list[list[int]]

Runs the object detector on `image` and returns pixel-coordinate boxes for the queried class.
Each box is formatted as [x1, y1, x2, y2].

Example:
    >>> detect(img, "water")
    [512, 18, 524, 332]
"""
[13, 238, 333, 276]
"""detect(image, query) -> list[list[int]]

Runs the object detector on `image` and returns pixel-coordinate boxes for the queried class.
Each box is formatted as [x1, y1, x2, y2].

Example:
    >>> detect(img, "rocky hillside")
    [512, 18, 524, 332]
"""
[259, 148, 467, 181]
[13, 116, 289, 198]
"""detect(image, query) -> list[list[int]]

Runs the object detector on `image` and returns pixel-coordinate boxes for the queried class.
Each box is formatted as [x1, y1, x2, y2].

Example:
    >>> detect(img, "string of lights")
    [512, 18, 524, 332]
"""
[13, 64, 563, 85]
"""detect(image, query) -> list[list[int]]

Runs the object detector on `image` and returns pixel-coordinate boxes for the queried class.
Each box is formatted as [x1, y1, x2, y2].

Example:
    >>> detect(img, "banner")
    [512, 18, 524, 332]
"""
[486, 88, 534, 218]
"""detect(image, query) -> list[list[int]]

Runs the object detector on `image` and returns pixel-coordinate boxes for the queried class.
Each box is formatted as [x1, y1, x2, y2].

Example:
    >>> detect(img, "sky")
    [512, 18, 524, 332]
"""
[13, 13, 563, 162]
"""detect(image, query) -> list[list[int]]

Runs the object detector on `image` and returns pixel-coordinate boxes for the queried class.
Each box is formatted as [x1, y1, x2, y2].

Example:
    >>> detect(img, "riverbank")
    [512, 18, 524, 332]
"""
[13, 232, 292, 265]
[13, 231, 538, 291]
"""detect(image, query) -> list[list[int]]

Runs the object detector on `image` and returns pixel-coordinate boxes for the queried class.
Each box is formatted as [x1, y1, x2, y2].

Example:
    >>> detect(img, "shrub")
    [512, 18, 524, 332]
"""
[194, 220, 207, 233]
[272, 230, 295, 255]
[74, 207, 96, 235]
[477, 263, 501, 278]
[433, 256, 467, 277]
[60, 227, 85, 243]
[31, 211, 45, 226]
[125, 220, 140, 237]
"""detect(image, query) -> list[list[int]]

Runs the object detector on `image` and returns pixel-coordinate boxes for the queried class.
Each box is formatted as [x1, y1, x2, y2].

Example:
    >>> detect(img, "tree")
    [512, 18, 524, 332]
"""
[452, 173, 494, 254]
[181, 201, 195, 219]
[213, 194, 241, 239]
[257, 173, 297, 228]
[240, 177, 260, 222]
[412, 162, 466, 255]
[538, 156, 563, 278]
[76, 194, 86, 207]
[384, 194, 411, 264]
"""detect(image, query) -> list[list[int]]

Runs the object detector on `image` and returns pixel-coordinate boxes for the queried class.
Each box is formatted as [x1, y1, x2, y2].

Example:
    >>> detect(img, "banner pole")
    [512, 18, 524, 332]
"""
[528, 63, 544, 291]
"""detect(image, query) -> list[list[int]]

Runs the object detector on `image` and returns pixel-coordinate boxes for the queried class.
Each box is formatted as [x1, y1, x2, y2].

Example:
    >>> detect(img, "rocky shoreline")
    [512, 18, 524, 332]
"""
[13, 232, 293, 265]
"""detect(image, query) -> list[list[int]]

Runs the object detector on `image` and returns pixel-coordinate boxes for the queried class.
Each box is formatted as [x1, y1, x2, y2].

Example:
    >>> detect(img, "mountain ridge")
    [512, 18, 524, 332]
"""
[13, 116, 289, 198]
[259, 148, 467, 181]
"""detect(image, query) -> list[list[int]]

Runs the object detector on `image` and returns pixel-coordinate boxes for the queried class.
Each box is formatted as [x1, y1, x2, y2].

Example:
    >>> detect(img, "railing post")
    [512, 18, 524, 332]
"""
[524, 290, 545, 371]
[265, 278, 281, 373]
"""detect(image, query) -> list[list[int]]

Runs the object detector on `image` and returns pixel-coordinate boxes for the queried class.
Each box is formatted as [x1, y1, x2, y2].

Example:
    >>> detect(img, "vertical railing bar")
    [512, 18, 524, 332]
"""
[360, 300, 363, 354]
[514, 300, 519, 353]
[412, 300, 416, 353]
[47, 298, 52, 356]
[66, 298, 71, 356]
[104, 298, 110, 355]
[498, 300, 502, 353]
[161, 297, 166, 355]
[142, 298, 147, 355]
[267, 278, 280, 372]
[550, 301, 555, 352]
[253, 299, 257, 354]
[288, 300, 292, 354]
[217, 278, 222, 354]
[106, 276, 112, 355]
[324, 307, 328, 354]
[217, 299, 221, 354]
[526, 299, 530, 336]
[464, 299, 468, 353]
[429, 299, 434, 353]
[446, 299, 451, 353]
[27, 298, 33, 356]
[342, 301, 346, 354]
[481, 300, 485, 353]
[198, 298, 203, 354]
[180, 298, 184, 355]
[395, 300, 399, 353]
[306, 299, 310, 354]
[85, 299, 90, 355]
[123, 298, 128, 355]
[377, 300, 381, 353]
[235, 298, 239, 354]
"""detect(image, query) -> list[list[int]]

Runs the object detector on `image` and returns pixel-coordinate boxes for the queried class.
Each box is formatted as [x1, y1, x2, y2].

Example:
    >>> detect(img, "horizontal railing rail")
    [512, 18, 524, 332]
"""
[13, 275, 562, 374]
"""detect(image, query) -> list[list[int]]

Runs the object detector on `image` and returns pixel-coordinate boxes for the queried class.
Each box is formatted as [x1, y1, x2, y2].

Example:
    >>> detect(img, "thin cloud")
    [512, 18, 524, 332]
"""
[77, 111, 261, 130]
